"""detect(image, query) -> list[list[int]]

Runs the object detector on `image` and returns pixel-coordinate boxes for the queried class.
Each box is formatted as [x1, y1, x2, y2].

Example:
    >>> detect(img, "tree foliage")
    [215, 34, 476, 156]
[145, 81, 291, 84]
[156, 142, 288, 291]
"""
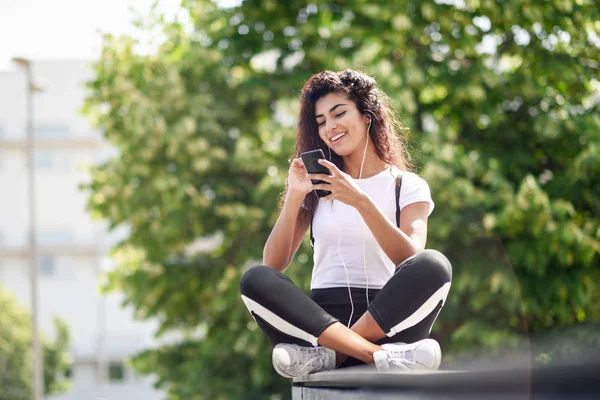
[0, 285, 71, 400]
[82, 0, 600, 398]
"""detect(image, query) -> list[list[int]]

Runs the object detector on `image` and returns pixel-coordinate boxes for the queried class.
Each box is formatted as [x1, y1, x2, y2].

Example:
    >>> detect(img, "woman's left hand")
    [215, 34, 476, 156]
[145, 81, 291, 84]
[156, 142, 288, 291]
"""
[307, 159, 367, 208]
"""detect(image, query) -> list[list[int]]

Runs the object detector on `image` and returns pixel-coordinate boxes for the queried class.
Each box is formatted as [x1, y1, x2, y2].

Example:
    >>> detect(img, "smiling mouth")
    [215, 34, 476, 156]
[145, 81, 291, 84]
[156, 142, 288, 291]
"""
[330, 132, 347, 143]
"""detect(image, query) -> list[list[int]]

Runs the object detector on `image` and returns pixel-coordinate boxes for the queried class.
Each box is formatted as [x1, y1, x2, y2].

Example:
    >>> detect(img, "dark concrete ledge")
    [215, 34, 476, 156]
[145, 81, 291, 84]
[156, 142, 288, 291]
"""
[292, 362, 600, 399]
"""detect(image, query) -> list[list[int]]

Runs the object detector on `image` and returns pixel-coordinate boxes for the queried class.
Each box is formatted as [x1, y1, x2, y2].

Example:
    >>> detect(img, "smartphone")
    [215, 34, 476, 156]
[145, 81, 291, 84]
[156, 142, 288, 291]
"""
[300, 149, 332, 197]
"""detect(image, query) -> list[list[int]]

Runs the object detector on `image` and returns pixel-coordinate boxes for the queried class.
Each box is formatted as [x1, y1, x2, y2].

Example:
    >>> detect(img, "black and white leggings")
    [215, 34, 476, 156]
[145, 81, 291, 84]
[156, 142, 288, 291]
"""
[240, 249, 452, 367]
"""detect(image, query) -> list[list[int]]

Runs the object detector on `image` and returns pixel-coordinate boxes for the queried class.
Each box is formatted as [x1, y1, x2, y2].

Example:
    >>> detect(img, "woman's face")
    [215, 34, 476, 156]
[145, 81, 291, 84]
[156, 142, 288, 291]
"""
[315, 92, 370, 157]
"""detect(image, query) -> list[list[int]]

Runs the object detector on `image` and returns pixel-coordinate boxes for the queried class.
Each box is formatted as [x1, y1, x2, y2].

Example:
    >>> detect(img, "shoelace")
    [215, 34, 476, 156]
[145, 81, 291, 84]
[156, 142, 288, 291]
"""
[293, 347, 326, 373]
[386, 348, 416, 367]
[296, 356, 324, 375]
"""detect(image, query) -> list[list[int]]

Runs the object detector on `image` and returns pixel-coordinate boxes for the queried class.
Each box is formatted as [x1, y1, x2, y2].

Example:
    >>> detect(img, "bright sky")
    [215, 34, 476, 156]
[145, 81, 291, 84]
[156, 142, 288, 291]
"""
[0, 0, 240, 71]
[0, 0, 154, 69]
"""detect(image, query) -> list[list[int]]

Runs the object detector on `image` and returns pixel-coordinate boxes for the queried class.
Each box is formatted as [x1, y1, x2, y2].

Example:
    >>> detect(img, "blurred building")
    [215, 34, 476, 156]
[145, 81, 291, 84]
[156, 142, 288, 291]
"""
[0, 60, 163, 400]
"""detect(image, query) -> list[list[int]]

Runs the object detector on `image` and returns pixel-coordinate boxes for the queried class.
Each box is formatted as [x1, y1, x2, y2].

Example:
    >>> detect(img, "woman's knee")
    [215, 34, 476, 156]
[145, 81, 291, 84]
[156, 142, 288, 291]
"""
[239, 265, 268, 296]
[401, 249, 452, 285]
[239, 264, 277, 297]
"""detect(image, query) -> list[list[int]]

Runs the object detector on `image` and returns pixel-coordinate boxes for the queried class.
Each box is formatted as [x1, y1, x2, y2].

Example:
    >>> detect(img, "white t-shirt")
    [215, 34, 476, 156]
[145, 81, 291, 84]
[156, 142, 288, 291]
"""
[310, 166, 434, 290]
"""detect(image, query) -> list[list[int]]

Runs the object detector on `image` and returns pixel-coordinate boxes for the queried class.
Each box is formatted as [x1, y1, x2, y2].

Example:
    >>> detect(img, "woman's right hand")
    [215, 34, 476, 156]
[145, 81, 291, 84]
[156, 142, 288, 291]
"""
[287, 158, 313, 199]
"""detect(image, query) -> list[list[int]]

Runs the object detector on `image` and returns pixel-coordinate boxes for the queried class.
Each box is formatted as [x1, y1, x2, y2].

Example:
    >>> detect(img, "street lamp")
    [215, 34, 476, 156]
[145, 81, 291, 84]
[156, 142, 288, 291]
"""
[12, 56, 45, 400]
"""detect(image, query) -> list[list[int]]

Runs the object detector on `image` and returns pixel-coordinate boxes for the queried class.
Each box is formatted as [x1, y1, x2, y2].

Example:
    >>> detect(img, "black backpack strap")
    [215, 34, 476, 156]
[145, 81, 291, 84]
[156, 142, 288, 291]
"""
[395, 171, 403, 228]
[310, 214, 315, 248]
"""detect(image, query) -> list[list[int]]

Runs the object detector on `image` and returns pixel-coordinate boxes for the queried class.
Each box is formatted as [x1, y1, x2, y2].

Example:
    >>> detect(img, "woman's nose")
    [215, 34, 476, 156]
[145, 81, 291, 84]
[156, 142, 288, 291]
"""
[326, 119, 336, 133]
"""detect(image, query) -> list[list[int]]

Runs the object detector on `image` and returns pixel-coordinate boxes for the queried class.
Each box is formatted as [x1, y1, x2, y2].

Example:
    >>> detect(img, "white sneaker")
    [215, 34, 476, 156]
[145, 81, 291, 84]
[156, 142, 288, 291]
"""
[373, 338, 442, 371]
[272, 344, 336, 378]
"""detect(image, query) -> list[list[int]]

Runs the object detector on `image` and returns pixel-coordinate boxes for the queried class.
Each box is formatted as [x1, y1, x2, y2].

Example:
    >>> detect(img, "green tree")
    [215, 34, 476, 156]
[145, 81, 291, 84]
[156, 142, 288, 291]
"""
[0, 285, 71, 400]
[82, 0, 600, 398]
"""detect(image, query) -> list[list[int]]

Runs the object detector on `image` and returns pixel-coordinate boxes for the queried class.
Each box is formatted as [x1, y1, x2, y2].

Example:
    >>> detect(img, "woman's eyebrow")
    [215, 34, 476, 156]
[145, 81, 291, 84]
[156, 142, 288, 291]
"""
[315, 103, 348, 118]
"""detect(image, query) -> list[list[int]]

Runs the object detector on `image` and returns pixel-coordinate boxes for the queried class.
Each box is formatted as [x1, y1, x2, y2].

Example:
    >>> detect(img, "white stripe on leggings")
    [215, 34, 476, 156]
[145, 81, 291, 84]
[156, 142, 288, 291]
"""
[386, 282, 451, 337]
[241, 295, 319, 346]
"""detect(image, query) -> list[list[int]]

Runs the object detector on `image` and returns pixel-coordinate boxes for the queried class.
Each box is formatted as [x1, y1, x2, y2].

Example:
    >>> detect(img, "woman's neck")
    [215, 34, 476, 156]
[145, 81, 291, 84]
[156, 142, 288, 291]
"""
[343, 143, 388, 179]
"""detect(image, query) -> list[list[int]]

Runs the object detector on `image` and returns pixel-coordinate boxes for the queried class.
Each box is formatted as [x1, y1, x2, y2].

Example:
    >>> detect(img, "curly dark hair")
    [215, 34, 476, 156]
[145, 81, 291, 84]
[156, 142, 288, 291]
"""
[282, 69, 413, 228]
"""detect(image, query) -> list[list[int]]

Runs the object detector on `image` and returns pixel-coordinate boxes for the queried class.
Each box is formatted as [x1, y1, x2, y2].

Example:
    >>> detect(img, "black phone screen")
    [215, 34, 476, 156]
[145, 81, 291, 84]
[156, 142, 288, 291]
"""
[300, 149, 332, 197]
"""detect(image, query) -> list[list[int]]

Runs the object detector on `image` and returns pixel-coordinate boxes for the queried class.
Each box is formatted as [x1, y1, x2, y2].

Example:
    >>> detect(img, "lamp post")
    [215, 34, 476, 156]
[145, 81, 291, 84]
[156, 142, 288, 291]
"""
[12, 56, 45, 400]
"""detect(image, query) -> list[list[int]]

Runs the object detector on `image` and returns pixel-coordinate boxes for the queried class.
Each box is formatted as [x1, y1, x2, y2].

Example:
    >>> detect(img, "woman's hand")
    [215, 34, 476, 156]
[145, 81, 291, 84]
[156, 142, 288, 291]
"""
[307, 159, 367, 208]
[287, 158, 313, 199]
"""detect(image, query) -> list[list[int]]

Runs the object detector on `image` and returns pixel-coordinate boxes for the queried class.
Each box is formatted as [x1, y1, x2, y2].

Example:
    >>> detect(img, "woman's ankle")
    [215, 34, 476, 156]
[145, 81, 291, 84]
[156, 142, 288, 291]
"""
[335, 346, 381, 366]
[318, 322, 382, 364]
[335, 352, 348, 366]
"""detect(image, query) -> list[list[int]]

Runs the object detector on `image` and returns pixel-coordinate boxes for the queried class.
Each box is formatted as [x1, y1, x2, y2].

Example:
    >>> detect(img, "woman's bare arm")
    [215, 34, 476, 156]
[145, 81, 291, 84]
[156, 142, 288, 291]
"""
[355, 197, 429, 265]
[262, 192, 310, 272]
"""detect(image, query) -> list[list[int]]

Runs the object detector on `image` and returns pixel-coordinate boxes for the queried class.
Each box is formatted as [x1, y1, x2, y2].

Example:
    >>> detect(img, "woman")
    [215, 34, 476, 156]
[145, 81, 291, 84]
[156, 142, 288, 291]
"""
[240, 69, 452, 378]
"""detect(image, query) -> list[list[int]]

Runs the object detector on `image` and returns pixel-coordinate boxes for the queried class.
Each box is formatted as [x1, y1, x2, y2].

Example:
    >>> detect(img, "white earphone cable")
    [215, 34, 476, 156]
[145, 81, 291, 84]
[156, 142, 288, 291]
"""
[358, 119, 371, 307]
[332, 117, 372, 328]
[334, 206, 354, 328]
[329, 138, 355, 327]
